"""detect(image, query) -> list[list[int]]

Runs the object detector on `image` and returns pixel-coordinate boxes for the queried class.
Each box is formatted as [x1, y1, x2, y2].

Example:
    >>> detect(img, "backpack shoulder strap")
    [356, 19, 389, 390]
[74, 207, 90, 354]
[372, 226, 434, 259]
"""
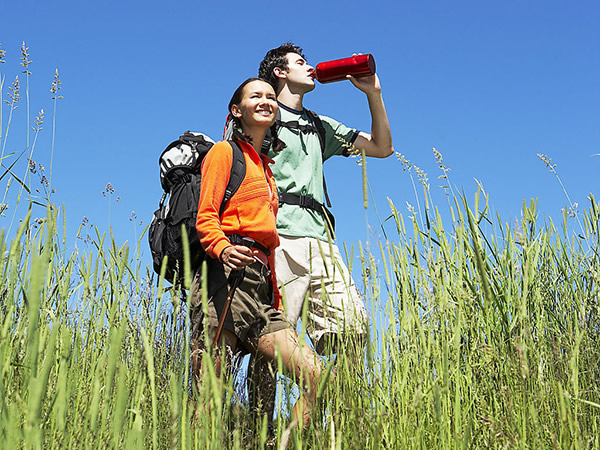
[259, 110, 279, 155]
[304, 109, 332, 208]
[304, 109, 326, 156]
[219, 140, 246, 215]
[274, 108, 333, 208]
[275, 108, 326, 154]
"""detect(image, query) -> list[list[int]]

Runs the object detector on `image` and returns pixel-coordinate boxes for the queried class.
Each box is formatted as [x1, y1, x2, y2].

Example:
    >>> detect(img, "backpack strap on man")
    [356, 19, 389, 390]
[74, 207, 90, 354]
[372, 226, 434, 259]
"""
[274, 109, 326, 154]
[304, 109, 332, 208]
[278, 192, 335, 232]
[276, 119, 318, 135]
[274, 108, 333, 209]
[274, 107, 337, 232]
[304, 109, 326, 157]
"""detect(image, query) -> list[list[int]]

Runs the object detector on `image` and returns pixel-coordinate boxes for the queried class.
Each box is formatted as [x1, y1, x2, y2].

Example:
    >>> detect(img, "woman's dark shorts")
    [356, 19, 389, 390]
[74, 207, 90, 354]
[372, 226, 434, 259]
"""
[190, 259, 291, 353]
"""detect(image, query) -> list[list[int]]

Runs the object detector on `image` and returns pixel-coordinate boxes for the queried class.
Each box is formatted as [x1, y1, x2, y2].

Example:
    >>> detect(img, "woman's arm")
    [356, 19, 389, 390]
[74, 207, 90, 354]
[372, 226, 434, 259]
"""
[196, 141, 236, 260]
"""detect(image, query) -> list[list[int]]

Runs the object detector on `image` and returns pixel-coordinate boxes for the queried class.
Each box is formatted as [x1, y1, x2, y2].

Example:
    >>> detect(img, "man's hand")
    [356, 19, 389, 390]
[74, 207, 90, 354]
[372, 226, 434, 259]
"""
[221, 245, 256, 271]
[346, 53, 381, 95]
[347, 73, 381, 95]
[344, 53, 393, 159]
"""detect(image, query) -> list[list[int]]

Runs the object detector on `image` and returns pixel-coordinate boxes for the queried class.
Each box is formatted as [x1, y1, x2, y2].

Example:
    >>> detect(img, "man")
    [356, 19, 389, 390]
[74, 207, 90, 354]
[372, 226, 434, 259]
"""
[247, 42, 393, 426]
[259, 42, 393, 350]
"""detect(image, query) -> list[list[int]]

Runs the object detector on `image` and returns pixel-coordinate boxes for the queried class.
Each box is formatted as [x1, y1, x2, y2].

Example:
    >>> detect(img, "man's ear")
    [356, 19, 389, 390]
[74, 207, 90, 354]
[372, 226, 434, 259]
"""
[273, 67, 286, 80]
[230, 104, 242, 118]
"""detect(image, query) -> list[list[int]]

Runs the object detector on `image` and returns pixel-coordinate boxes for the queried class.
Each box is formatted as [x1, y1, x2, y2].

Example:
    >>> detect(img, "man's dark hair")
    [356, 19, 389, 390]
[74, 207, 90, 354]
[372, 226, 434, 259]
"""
[258, 42, 306, 90]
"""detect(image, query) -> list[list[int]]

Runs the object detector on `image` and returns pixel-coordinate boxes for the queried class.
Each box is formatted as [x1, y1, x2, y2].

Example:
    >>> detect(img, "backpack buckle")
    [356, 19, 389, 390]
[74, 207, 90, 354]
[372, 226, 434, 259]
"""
[298, 194, 309, 208]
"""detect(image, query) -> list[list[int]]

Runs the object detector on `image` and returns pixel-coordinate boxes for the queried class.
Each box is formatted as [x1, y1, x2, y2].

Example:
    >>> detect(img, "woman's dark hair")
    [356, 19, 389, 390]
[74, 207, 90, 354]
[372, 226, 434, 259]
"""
[228, 77, 285, 153]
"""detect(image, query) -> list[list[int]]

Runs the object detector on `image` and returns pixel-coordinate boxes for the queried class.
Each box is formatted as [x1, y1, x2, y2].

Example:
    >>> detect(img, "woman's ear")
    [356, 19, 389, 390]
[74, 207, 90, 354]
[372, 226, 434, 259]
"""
[230, 104, 242, 118]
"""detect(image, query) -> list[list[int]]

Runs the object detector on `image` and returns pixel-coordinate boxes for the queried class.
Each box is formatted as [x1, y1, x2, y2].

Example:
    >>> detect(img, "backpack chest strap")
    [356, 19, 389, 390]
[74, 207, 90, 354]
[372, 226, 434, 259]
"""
[276, 119, 319, 136]
[278, 192, 323, 211]
[278, 192, 335, 231]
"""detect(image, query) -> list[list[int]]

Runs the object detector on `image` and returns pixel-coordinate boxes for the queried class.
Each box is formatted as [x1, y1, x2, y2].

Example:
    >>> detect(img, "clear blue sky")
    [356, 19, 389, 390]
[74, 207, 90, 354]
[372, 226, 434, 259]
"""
[1, 0, 598, 269]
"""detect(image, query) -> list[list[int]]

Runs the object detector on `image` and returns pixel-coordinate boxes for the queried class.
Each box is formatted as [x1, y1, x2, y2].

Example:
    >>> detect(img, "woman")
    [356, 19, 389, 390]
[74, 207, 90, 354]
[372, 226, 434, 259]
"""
[191, 78, 322, 428]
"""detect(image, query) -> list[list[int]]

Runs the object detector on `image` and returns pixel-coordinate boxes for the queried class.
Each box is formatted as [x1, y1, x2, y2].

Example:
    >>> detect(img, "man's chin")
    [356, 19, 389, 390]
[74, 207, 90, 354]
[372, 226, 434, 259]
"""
[289, 81, 315, 96]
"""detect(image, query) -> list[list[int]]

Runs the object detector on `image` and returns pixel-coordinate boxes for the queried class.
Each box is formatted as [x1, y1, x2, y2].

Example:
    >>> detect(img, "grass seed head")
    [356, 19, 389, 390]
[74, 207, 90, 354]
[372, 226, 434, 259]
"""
[433, 147, 451, 179]
[415, 165, 429, 187]
[51, 69, 63, 100]
[102, 182, 115, 197]
[537, 153, 556, 172]
[6, 76, 21, 107]
[32, 109, 44, 132]
[396, 152, 412, 171]
[334, 135, 361, 156]
[20, 41, 32, 75]
[561, 203, 578, 218]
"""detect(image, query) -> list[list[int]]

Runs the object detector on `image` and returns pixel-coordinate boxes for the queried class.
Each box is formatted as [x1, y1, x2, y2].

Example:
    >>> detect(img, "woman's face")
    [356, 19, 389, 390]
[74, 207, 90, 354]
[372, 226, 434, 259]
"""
[231, 80, 278, 131]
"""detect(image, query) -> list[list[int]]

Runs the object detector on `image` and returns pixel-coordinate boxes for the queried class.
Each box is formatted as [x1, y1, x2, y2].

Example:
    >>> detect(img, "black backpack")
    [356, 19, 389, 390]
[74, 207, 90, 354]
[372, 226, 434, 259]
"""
[148, 131, 246, 283]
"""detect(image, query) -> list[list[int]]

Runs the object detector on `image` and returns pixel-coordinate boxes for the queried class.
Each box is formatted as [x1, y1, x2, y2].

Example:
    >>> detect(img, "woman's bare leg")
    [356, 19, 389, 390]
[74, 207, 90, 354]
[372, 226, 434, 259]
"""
[255, 328, 322, 427]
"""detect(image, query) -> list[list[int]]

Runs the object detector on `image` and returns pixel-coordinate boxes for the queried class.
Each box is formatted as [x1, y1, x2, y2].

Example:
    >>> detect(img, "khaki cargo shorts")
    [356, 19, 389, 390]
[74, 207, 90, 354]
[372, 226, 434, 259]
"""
[190, 259, 292, 354]
[275, 235, 368, 354]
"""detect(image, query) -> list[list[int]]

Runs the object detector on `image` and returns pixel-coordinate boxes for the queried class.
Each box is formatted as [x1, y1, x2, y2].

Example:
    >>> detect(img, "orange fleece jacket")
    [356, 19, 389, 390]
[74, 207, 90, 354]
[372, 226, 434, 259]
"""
[196, 140, 281, 308]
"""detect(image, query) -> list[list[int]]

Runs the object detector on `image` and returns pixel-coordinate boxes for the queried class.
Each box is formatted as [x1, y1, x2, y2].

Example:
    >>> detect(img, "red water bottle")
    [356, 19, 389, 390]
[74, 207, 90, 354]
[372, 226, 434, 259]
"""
[313, 54, 376, 84]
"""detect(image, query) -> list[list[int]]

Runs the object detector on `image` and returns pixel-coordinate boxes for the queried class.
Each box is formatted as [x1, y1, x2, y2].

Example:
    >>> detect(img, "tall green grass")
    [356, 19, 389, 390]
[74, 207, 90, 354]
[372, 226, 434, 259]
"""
[1, 44, 599, 448]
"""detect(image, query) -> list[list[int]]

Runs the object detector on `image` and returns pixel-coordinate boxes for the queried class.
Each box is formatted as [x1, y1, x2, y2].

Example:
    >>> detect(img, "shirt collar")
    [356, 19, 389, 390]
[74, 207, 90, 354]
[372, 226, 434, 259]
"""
[277, 101, 303, 115]
[260, 153, 275, 165]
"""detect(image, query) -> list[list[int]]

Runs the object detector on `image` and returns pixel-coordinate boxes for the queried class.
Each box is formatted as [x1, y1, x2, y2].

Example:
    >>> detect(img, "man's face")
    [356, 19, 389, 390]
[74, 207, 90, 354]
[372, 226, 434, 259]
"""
[280, 52, 315, 92]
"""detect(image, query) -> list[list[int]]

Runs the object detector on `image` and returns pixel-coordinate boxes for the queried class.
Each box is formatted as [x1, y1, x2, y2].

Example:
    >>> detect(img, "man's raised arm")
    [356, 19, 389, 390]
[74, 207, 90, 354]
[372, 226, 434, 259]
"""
[349, 73, 394, 158]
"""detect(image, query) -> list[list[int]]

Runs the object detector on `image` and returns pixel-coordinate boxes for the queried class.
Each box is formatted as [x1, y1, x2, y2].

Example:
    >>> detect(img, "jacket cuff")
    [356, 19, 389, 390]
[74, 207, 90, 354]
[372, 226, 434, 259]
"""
[211, 238, 232, 261]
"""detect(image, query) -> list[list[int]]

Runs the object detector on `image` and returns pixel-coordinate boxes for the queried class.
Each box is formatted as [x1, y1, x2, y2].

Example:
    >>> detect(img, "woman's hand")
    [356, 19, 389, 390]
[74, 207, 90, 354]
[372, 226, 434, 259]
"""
[220, 245, 255, 271]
